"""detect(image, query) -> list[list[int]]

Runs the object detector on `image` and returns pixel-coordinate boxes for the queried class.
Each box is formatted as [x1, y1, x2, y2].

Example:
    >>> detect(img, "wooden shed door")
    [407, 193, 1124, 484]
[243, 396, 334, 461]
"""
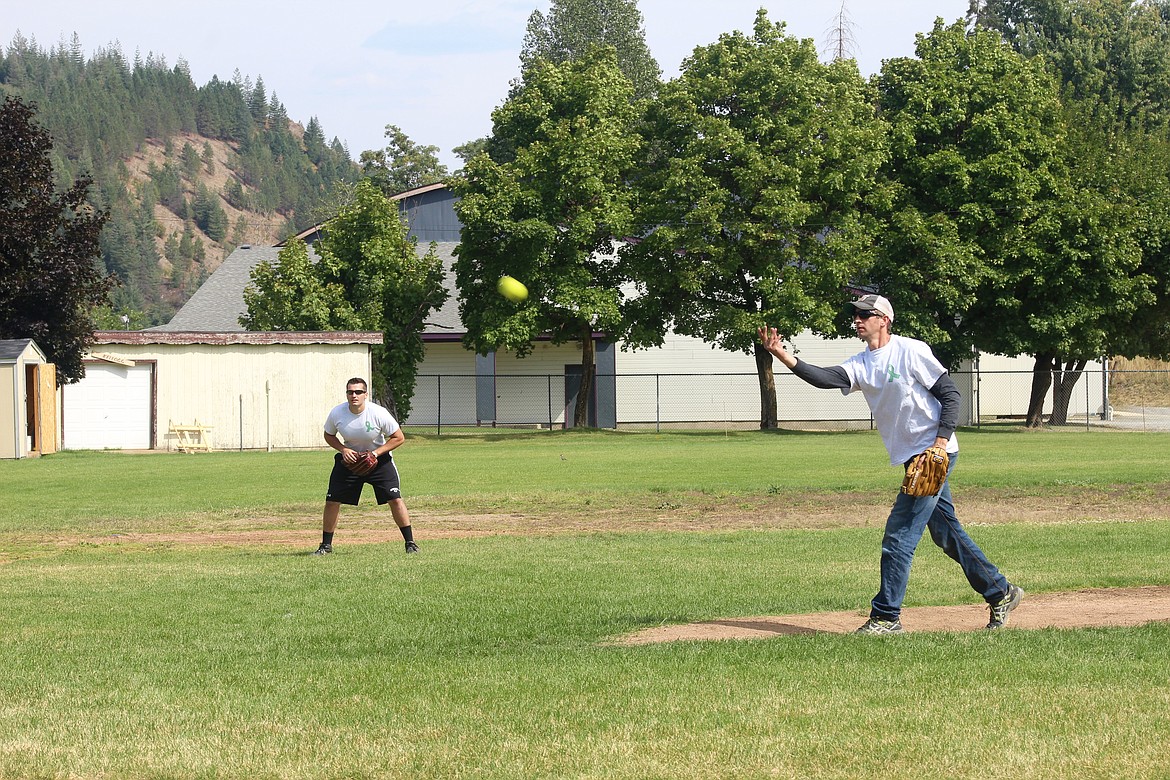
[25, 362, 57, 454]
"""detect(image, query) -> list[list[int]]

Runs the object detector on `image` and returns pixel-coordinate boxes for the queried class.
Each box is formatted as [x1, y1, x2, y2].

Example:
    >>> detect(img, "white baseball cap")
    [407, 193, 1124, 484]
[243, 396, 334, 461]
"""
[851, 294, 894, 321]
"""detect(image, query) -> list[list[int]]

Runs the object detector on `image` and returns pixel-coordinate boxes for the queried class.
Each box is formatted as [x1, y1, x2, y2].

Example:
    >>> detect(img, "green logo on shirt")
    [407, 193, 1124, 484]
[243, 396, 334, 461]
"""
[365, 421, 376, 433]
[885, 365, 901, 383]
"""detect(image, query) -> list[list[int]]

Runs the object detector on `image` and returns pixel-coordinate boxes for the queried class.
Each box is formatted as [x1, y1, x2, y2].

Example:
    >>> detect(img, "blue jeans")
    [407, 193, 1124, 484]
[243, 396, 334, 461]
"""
[870, 453, 1011, 621]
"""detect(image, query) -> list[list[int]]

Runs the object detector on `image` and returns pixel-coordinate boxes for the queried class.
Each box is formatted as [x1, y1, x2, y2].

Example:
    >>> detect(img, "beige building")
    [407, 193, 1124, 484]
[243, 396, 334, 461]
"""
[1, 338, 56, 459]
[60, 332, 381, 451]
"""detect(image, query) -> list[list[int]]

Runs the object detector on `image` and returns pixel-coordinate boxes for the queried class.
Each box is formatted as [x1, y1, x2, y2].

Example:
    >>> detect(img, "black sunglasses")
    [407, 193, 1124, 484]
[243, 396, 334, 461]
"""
[854, 310, 883, 320]
[346, 389, 367, 395]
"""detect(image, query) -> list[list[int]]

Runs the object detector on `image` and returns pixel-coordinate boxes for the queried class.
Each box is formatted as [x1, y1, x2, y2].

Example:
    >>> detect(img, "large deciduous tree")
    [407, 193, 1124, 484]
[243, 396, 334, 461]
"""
[451, 46, 640, 427]
[621, 10, 889, 429]
[0, 95, 113, 383]
[521, 0, 661, 100]
[968, 0, 1170, 130]
[970, 0, 1170, 423]
[869, 20, 1149, 427]
[243, 180, 448, 419]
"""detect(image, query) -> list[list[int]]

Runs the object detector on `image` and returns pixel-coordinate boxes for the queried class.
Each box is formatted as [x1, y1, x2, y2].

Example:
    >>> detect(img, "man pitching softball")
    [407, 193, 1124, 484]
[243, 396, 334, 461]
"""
[313, 377, 418, 555]
[758, 294, 1023, 633]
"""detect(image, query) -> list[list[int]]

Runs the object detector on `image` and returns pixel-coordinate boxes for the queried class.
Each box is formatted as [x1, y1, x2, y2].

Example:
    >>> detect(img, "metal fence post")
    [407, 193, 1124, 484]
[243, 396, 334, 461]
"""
[656, 374, 661, 433]
[976, 356, 982, 429]
[436, 375, 442, 436]
[1085, 368, 1091, 431]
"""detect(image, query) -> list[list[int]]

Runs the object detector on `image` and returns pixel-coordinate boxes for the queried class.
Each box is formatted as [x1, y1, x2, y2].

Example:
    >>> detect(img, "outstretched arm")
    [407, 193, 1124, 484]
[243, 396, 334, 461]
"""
[757, 327, 850, 390]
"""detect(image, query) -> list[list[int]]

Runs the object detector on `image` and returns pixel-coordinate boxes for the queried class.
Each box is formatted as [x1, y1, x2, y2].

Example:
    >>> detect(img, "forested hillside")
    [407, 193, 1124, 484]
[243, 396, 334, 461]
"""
[0, 33, 360, 327]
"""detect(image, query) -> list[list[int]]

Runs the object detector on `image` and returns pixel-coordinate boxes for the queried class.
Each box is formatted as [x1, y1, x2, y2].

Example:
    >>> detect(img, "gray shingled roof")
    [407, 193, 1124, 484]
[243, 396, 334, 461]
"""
[0, 339, 35, 361]
[154, 242, 465, 335]
[150, 245, 291, 332]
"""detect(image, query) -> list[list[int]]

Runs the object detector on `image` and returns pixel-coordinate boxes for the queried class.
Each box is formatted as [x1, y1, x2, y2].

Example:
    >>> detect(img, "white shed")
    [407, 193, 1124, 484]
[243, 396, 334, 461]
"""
[0, 338, 56, 459]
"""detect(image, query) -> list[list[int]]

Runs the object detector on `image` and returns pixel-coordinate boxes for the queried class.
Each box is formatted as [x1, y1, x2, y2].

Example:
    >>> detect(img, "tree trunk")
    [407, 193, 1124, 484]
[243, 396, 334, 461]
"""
[1049, 358, 1088, 426]
[574, 325, 595, 428]
[755, 342, 778, 430]
[1025, 353, 1055, 428]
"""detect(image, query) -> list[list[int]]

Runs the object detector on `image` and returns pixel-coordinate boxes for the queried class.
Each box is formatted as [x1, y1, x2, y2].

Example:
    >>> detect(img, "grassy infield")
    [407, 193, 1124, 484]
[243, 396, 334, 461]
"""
[2, 428, 1169, 779]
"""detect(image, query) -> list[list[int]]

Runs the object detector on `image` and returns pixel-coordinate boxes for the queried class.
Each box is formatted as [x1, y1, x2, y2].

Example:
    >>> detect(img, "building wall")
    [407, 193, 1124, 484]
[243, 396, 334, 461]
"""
[61, 343, 373, 450]
[409, 341, 585, 427]
[968, 353, 1106, 419]
[405, 332, 877, 427]
[613, 331, 873, 424]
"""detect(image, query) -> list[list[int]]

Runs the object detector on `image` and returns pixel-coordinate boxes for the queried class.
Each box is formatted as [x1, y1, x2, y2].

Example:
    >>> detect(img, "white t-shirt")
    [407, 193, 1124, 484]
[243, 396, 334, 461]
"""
[323, 401, 400, 452]
[839, 334, 958, 465]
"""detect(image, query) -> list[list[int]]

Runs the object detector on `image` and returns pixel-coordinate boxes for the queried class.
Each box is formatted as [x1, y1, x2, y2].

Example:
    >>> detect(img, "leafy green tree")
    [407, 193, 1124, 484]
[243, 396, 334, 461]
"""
[872, 20, 1154, 427]
[90, 305, 149, 330]
[451, 46, 640, 427]
[242, 239, 356, 331]
[243, 180, 447, 419]
[969, 0, 1170, 130]
[359, 124, 449, 196]
[452, 137, 489, 166]
[967, 1, 1170, 422]
[621, 11, 889, 429]
[0, 95, 114, 383]
[521, 0, 661, 100]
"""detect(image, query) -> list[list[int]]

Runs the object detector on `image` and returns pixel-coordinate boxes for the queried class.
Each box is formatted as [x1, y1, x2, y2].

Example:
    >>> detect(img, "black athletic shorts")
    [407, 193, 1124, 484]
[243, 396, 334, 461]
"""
[325, 452, 403, 505]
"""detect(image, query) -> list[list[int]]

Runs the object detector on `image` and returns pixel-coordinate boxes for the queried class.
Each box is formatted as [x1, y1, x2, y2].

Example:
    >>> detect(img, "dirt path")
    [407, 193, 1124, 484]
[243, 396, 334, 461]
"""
[615, 586, 1170, 643]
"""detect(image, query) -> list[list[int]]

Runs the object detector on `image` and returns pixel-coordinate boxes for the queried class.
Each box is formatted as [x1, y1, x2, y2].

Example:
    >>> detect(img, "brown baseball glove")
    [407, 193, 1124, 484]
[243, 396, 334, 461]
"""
[901, 446, 949, 498]
[346, 451, 379, 476]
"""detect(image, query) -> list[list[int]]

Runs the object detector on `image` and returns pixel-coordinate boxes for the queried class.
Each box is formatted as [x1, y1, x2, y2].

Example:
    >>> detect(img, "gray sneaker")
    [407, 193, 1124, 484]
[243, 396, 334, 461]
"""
[311, 543, 332, 556]
[987, 584, 1024, 629]
[405, 541, 419, 554]
[854, 618, 904, 635]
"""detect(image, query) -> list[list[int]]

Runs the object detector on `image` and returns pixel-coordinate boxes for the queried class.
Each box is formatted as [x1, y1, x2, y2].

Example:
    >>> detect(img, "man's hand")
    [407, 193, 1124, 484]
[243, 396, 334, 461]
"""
[346, 451, 379, 476]
[758, 327, 797, 368]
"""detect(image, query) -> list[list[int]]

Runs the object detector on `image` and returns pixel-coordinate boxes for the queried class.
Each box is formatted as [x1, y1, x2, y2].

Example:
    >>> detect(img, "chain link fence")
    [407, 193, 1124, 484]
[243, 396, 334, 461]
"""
[401, 368, 1170, 434]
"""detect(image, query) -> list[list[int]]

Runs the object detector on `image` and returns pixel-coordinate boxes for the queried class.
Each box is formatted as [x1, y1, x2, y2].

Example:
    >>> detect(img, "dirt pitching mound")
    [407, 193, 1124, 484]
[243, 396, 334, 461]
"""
[616, 586, 1170, 644]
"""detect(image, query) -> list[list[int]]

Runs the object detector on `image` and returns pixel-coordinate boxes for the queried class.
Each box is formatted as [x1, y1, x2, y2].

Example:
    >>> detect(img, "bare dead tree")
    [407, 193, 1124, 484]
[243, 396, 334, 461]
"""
[823, 1, 859, 62]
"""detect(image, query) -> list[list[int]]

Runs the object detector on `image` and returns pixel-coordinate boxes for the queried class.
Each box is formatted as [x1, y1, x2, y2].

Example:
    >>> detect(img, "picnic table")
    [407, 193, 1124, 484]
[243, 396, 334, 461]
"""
[169, 420, 214, 453]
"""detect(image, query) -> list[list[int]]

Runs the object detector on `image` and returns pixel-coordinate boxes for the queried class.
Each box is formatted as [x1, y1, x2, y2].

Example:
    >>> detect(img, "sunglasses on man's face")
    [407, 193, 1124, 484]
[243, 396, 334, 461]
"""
[854, 310, 883, 320]
[346, 389, 367, 395]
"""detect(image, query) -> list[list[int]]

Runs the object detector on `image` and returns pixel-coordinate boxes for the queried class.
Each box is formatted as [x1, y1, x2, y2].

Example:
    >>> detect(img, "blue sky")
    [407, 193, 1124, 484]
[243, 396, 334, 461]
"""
[4, 0, 968, 169]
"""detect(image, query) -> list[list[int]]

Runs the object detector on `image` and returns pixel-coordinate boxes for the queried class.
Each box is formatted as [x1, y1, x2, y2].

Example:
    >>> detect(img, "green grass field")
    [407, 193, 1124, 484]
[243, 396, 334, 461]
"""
[2, 428, 1169, 779]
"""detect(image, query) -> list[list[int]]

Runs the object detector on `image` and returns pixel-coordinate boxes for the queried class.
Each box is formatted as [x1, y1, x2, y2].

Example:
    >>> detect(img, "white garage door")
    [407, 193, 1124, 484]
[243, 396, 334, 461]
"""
[62, 362, 153, 450]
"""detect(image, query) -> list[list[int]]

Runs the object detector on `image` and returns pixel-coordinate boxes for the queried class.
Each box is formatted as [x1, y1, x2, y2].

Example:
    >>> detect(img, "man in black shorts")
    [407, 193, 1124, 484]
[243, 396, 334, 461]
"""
[314, 377, 418, 555]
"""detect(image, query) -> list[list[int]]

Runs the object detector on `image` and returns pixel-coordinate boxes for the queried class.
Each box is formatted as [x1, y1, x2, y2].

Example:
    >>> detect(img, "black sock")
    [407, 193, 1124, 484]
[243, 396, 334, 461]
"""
[322, 531, 334, 546]
[400, 526, 413, 542]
